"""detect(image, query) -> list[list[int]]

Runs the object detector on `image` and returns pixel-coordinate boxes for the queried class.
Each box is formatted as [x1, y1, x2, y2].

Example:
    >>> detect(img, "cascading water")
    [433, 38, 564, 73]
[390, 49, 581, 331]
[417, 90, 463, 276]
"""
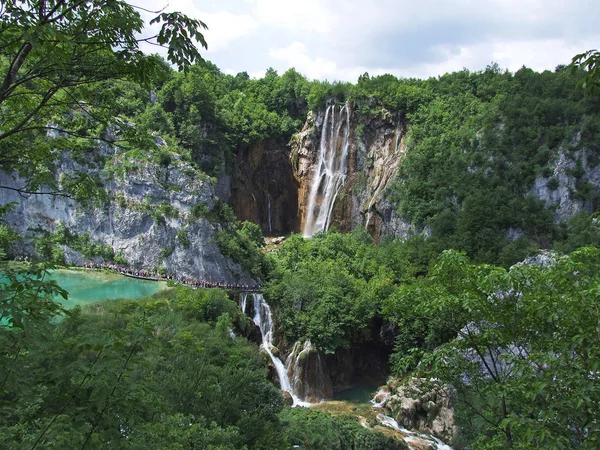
[374, 411, 453, 450]
[286, 340, 329, 402]
[376, 414, 453, 450]
[240, 292, 310, 407]
[303, 103, 351, 238]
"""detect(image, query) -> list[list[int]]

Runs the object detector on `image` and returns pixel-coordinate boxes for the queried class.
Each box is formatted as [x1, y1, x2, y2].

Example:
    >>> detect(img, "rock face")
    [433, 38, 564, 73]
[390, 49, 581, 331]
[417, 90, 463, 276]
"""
[229, 139, 300, 235]
[530, 146, 600, 222]
[0, 148, 253, 283]
[384, 378, 457, 442]
[291, 102, 411, 241]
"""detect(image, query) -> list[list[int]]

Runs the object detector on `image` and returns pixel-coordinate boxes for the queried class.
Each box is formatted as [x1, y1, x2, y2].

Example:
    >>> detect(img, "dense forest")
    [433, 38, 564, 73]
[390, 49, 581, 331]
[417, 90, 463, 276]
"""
[2, 1, 600, 449]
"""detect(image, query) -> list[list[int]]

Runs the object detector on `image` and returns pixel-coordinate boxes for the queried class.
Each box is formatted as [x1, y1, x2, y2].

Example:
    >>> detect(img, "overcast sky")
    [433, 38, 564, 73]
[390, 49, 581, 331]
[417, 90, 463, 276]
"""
[140, 0, 599, 82]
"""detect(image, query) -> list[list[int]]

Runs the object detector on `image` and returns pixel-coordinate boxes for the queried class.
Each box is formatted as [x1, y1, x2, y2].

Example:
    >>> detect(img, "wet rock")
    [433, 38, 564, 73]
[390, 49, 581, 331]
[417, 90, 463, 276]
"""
[229, 139, 300, 234]
[282, 391, 294, 407]
[286, 340, 333, 402]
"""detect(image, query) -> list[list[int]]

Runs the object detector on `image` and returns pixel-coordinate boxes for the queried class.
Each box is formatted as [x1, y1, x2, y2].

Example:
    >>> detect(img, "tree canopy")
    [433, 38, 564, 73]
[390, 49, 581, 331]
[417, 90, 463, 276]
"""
[0, 0, 207, 195]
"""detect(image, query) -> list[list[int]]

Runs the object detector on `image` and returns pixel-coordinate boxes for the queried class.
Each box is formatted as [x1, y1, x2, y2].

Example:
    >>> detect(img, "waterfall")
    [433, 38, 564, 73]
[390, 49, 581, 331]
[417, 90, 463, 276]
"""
[286, 340, 328, 402]
[267, 194, 272, 234]
[303, 103, 351, 238]
[240, 292, 310, 407]
[375, 414, 453, 450]
[370, 387, 390, 408]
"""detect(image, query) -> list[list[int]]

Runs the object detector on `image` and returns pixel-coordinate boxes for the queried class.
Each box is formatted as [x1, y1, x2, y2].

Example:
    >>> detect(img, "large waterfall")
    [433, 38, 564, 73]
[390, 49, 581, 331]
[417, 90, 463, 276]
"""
[240, 292, 310, 407]
[303, 103, 351, 238]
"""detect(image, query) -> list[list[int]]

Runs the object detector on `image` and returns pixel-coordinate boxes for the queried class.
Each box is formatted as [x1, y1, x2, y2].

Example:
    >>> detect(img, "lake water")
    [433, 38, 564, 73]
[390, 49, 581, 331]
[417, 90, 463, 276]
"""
[47, 269, 168, 308]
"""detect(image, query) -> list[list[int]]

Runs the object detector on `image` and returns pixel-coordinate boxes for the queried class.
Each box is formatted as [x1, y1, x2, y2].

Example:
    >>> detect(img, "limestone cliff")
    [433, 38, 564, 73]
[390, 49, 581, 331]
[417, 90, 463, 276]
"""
[530, 144, 600, 223]
[0, 145, 254, 284]
[229, 139, 299, 235]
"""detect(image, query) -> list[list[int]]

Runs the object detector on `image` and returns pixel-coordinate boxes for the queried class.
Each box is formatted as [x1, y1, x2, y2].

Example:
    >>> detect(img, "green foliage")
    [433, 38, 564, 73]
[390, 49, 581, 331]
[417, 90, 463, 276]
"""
[214, 226, 267, 280]
[266, 231, 410, 353]
[554, 212, 600, 252]
[0, 290, 286, 449]
[280, 408, 407, 450]
[0, 0, 206, 197]
[240, 221, 265, 248]
[385, 248, 600, 449]
[374, 65, 597, 266]
[33, 231, 65, 264]
[177, 228, 190, 248]
[571, 49, 600, 93]
[0, 224, 18, 260]
[54, 224, 125, 263]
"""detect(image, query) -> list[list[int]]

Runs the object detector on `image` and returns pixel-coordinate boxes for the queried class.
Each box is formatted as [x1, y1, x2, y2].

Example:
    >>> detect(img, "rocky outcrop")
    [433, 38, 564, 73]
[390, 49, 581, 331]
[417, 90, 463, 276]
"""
[229, 139, 300, 235]
[382, 378, 457, 442]
[530, 145, 600, 222]
[0, 147, 253, 283]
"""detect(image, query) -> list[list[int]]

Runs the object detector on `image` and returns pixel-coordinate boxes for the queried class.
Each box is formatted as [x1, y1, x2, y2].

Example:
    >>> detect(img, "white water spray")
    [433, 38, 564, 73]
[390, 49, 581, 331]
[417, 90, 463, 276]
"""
[240, 293, 310, 407]
[303, 103, 351, 237]
[370, 388, 390, 408]
[375, 413, 453, 450]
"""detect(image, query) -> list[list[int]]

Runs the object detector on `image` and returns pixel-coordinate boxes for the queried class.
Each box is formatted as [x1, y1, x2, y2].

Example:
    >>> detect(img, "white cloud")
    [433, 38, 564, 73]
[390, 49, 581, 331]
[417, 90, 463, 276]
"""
[134, 0, 600, 81]
[268, 41, 390, 81]
[200, 11, 259, 52]
[253, 0, 335, 33]
[398, 37, 599, 79]
[269, 42, 338, 80]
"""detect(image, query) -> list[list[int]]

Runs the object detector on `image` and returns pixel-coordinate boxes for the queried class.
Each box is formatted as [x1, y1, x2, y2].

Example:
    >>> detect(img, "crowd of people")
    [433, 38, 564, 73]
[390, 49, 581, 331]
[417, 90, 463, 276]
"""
[81, 262, 261, 292]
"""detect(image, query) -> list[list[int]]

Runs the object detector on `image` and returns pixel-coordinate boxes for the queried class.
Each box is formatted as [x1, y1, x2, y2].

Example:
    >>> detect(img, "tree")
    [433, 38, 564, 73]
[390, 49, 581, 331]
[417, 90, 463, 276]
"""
[386, 249, 600, 448]
[571, 49, 600, 93]
[0, 0, 207, 196]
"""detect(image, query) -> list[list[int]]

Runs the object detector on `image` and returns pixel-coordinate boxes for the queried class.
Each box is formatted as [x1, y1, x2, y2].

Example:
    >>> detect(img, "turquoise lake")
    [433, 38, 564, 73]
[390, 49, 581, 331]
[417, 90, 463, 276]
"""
[46, 269, 168, 308]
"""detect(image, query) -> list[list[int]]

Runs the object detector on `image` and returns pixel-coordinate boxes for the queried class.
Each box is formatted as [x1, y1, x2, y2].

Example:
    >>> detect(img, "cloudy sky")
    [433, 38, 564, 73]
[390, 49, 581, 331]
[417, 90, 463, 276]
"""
[140, 0, 599, 82]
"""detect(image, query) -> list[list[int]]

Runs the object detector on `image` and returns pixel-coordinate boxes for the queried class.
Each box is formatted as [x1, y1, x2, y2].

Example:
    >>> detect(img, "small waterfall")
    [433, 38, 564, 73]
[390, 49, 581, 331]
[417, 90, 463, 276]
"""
[286, 340, 329, 402]
[267, 194, 272, 234]
[240, 293, 310, 407]
[240, 292, 249, 316]
[370, 387, 390, 408]
[375, 414, 453, 450]
[303, 103, 351, 237]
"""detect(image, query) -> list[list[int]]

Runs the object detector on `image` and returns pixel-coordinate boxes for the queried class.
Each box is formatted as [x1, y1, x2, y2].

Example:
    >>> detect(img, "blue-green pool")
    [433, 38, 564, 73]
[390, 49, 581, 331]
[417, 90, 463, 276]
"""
[47, 269, 169, 308]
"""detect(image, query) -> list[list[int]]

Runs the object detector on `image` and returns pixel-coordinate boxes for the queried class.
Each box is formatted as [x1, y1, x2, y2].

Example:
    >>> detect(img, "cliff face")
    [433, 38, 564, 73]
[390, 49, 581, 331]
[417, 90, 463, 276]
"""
[229, 139, 300, 235]
[291, 103, 600, 242]
[0, 146, 253, 284]
[530, 145, 600, 223]
[291, 103, 410, 241]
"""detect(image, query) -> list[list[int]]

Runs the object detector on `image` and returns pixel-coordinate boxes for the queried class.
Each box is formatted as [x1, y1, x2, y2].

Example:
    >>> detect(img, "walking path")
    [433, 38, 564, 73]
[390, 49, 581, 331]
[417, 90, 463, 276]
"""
[80, 262, 261, 292]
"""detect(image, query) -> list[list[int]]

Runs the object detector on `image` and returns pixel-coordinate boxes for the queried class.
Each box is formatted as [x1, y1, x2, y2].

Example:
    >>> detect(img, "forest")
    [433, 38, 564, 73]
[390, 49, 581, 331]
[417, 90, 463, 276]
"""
[1, 1, 600, 449]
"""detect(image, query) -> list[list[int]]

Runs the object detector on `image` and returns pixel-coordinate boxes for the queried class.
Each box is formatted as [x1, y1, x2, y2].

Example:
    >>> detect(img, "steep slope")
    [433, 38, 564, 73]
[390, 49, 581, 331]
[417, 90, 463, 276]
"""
[0, 144, 253, 283]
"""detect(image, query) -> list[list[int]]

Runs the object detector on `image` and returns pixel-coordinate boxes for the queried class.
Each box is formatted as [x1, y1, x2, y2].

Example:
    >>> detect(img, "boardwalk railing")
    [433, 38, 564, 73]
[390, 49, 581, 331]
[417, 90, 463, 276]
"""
[80, 263, 261, 292]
